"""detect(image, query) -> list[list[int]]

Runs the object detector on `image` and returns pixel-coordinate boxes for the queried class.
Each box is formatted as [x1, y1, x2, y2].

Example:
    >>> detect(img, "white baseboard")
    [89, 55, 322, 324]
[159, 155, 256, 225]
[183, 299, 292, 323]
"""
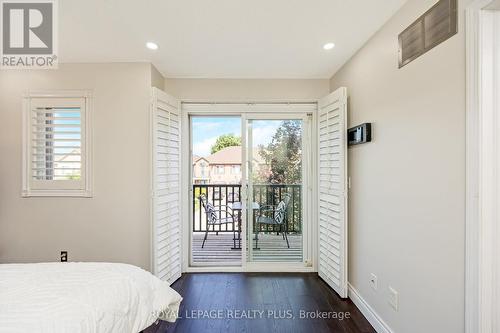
[348, 283, 394, 333]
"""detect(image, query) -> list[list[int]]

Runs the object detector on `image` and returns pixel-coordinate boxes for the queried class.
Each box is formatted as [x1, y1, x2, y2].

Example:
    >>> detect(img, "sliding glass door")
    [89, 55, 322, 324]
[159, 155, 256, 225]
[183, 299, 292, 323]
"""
[245, 115, 309, 263]
[187, 107, 312, 269]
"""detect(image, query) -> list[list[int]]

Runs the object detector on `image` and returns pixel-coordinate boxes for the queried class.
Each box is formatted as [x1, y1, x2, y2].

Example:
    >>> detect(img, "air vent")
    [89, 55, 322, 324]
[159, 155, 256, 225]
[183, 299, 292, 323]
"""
[398, 0, 457, 68]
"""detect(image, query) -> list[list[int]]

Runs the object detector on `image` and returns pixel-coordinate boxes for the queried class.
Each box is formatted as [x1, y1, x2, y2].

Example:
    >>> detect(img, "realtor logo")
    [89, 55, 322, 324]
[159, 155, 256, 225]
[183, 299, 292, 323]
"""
[1, 0, 58, 68]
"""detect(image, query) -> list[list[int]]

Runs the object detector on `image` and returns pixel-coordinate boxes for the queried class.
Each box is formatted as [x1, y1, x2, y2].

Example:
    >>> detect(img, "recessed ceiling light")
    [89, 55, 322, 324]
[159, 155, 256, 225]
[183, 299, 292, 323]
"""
[323, 42, 335, 50]
[146, 42, 159, 50]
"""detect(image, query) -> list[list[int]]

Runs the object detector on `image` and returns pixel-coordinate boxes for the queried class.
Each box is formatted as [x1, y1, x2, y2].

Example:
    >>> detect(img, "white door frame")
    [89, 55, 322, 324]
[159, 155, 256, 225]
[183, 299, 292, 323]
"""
[466, 1, 500, 332]
[180, 102, 317, 273]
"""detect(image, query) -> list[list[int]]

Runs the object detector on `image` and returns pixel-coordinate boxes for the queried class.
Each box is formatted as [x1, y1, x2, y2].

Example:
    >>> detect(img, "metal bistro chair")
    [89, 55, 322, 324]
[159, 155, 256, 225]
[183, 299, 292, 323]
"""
[199, 194, 236, 248]
[255, 193, 292, 249]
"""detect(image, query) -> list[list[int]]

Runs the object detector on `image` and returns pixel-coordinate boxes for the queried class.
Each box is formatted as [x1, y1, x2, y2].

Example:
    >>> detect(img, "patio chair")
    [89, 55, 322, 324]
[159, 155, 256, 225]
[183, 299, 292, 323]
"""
[255, 193, 291, 249]
[199, 194, 236, 248]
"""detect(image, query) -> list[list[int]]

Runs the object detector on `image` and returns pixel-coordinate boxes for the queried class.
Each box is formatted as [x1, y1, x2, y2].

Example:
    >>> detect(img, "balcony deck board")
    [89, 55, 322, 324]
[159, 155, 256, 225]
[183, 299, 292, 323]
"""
[192, 232, 303, 265]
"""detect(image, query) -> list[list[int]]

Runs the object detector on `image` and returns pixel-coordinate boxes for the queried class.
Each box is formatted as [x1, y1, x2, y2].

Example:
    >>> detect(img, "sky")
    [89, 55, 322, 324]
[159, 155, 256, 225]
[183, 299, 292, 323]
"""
[35, 109, 81, 155]
[191, 117, 285, 157]
[52, 110, 81, 152]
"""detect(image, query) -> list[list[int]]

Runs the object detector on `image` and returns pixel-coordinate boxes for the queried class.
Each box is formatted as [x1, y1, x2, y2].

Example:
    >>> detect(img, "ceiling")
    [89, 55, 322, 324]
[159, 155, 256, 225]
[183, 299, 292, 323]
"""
[59, 0, 407, 79]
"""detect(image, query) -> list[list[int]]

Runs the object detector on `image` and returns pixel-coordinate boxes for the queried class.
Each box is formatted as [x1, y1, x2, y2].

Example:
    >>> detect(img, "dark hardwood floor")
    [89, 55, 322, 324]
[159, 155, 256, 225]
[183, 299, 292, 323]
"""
[146, 273, 375, 333]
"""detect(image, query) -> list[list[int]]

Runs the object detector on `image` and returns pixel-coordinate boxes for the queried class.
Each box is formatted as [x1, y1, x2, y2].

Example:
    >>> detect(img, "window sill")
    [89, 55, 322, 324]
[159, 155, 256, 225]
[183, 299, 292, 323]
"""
[21, 189, 93, 198]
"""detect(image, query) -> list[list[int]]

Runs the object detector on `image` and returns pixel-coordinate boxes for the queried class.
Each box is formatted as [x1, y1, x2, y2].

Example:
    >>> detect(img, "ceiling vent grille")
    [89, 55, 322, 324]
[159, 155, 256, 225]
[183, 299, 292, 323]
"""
[398, 0, 457, 68]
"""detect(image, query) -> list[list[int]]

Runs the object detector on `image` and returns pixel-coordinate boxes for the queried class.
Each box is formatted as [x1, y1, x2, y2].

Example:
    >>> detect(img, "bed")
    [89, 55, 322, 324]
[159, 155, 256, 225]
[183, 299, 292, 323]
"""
[0, 262, 182, 333]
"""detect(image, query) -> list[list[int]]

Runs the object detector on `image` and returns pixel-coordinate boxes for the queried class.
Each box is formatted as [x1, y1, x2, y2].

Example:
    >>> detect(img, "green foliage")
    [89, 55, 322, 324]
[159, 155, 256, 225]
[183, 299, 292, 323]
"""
[210, 134, 241, 154]
[193, 186, 208, 210]
[257, 120, 302, 185]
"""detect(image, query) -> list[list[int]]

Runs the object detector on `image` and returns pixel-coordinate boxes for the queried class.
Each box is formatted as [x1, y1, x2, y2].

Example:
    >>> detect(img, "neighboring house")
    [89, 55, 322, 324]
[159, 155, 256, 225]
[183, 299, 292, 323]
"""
[192, 146, 267, 184]
[192, 156, 210, 184]
[206, 146, 243, 184]
[53, 148, 82, 180]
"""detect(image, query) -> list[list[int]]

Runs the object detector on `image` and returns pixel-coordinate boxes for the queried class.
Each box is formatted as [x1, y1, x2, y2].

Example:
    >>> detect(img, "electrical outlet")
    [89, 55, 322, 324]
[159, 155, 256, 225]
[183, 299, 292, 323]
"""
[388, 286, 399, 311]
[60, 251, 68, 262]
[369, 273, 378, 291]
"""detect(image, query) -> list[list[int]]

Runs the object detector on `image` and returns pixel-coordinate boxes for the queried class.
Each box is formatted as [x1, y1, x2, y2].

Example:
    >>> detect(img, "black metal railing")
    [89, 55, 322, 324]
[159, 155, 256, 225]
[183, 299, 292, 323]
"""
[252, 184, 302, 233]
[192, 184, 302, 234]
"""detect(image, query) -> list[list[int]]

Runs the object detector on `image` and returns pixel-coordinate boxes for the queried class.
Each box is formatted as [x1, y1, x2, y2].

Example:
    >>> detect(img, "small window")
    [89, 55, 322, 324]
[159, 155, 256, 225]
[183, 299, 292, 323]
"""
[22, 91, 92, 197]
[231, 165, 240, 174]
[215, 165, 224, 174]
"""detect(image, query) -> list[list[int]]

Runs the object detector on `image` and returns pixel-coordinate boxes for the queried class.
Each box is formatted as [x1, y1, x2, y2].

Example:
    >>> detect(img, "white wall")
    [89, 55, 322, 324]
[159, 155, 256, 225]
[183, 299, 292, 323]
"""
[151, 64, 165, 90]
[164, 78, 329, 101]
[0, 65, 327, 272]
[329, 0, 471, 332]
[0, 63, 154, 270]
[485, 0, 500, 10]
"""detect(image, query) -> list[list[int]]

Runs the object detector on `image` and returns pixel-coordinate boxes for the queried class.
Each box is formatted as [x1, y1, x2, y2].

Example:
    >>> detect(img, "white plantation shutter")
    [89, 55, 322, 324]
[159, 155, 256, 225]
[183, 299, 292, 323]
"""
[318, 88, 348, 298]
[23, 93, 92, 197]
[151, 88, 182, 284]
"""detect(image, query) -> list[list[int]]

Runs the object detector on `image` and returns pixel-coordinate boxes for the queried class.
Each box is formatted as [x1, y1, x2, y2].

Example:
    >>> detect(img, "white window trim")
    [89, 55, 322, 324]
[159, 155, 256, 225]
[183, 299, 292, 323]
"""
[22, 90, 93, 197]
[466, 1, 499, 332]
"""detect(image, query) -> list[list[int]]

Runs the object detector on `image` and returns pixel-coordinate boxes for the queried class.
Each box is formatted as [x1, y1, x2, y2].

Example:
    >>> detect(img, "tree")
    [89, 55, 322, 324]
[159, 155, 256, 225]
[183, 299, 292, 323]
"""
[257, 121, 302, 184]
[210, 134, 241, 154]
[253, 121, 303, 233]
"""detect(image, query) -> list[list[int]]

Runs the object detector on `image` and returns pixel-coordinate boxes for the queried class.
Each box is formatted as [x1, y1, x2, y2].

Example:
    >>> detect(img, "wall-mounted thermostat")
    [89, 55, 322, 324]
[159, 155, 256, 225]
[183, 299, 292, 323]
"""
[348, 123, 372, 146]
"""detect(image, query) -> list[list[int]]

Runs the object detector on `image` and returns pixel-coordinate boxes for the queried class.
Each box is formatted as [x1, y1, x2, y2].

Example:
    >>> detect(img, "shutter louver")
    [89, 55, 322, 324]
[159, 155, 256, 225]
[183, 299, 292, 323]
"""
[32, 107, 82, 181]
[318, 88, 348, 298]
[151, 88, 182, 285]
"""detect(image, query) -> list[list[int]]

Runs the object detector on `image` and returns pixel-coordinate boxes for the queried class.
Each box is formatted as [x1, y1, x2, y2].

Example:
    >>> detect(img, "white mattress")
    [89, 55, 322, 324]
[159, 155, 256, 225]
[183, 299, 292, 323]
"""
[0, 262, 182, 333]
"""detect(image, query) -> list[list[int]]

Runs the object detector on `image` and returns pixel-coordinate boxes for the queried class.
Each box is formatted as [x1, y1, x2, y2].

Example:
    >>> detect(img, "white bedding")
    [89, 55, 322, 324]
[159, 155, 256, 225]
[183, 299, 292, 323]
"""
[0, 262, 182, 333]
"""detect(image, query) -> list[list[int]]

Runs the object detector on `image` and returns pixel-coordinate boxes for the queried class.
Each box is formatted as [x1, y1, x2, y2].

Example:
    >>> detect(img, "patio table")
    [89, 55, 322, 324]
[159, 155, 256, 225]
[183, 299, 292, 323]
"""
[229, 202, 260, 250]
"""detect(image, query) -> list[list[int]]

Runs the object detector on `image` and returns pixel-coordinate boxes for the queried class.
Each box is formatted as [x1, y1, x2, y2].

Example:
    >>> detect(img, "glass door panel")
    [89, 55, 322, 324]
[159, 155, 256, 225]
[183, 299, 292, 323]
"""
[246, 118, 304, 263]
[190, 116, 243, 266]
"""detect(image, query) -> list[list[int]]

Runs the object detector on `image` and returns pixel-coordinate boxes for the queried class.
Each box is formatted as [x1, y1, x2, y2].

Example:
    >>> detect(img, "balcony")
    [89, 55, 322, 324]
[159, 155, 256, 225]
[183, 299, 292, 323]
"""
[192, 184, 303, 265]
